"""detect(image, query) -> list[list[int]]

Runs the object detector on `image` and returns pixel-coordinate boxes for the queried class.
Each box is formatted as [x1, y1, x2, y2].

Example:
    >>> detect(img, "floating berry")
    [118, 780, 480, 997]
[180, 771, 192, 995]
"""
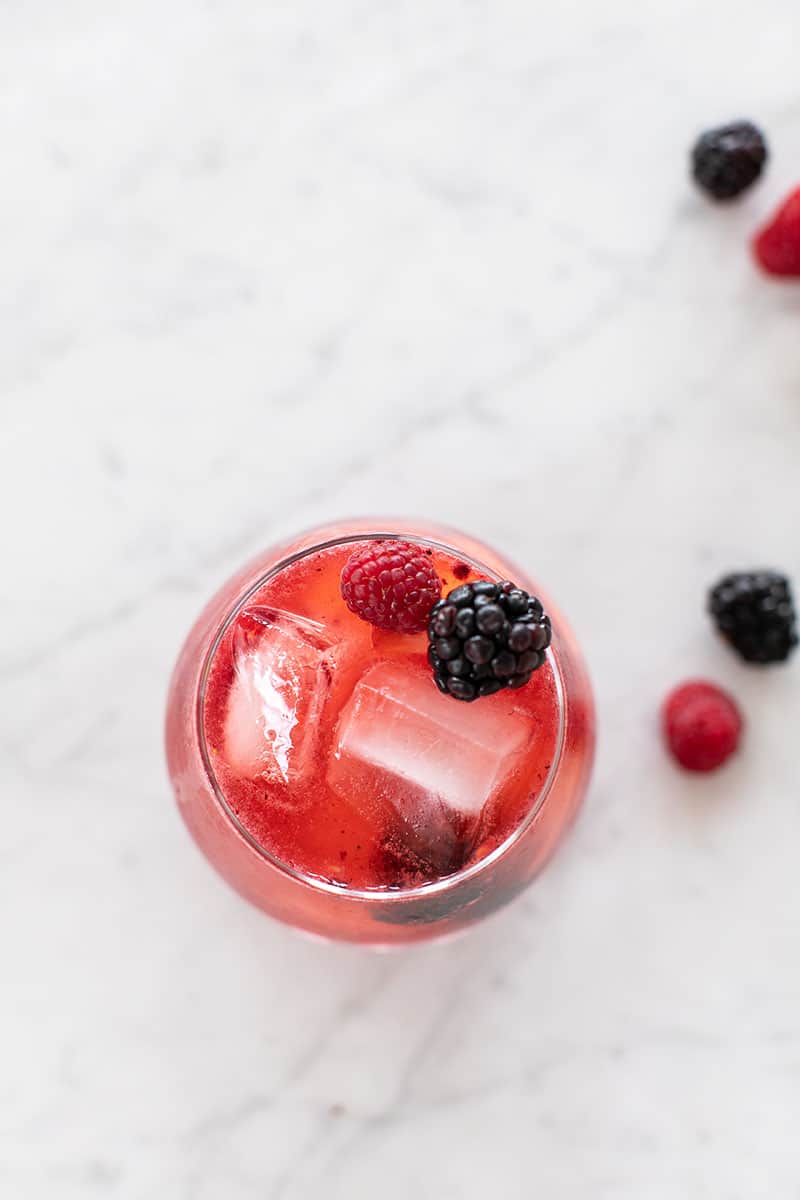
[427, 580, 551, 702]
[340, 540, 442, 633]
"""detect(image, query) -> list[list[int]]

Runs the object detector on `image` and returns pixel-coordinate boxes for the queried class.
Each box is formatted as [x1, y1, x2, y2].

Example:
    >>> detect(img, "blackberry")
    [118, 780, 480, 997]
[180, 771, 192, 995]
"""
[708, 571, 798, 664]
[427, 580, 551, 701]
[691, 120, 768, 200]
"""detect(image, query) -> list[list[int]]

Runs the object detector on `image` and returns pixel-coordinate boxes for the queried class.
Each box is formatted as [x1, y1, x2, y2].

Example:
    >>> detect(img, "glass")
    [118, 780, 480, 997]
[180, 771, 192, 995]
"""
[165, 520, 595, 944]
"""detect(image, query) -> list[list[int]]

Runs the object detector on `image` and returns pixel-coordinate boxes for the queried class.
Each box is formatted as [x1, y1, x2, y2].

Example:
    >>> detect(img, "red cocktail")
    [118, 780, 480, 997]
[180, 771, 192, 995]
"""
[166, 520, 594, 944]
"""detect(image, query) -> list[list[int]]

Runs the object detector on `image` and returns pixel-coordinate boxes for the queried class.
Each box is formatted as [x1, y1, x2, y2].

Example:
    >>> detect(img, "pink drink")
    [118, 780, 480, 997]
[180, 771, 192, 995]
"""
[165, 521, 594, 944]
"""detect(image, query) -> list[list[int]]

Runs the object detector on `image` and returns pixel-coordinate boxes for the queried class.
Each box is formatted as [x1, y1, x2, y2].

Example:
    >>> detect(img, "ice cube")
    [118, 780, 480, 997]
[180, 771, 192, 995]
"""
[328, 662, 532, 872]
[224, 606, 334, 785]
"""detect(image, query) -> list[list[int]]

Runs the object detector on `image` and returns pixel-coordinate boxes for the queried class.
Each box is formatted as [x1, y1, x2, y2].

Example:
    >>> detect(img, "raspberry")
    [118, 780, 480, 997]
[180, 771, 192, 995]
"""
[691, 120, 768, 200]
[753, 186, 800, 277]
[340, 540, 441, 633]
[708, 570, 797, 664]
[427, 579, 551, 702]
[662, 681, 743, 773]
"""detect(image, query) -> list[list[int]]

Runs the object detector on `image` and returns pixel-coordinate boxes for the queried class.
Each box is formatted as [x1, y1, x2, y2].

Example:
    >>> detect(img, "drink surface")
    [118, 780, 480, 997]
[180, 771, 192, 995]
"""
[202, 539, 562, 891]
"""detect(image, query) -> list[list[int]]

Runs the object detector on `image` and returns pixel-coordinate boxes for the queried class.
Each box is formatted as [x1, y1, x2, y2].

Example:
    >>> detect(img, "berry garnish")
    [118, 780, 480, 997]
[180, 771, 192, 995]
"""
[752, 187, 800, 277]
[340, 540, 442, 633]
[691, 120, 767, 200]
[427, 580, 551, 702]
[662, 680, 743, 772]
[709, 571, 798, 664]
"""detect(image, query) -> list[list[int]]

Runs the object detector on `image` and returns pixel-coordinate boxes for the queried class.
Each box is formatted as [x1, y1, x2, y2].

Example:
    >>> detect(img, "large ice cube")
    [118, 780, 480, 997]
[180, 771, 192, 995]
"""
[328, 662, 532, 872]
[224, 606, 335, 785]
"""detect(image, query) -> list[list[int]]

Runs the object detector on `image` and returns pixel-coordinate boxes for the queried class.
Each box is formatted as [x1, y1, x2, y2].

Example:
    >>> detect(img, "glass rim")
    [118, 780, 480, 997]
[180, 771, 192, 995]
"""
[195, 529, 567, 902]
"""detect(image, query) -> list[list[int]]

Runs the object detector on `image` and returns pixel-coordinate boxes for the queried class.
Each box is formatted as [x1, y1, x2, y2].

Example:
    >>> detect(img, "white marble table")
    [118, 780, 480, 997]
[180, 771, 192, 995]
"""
[3, 2, 799, 1196]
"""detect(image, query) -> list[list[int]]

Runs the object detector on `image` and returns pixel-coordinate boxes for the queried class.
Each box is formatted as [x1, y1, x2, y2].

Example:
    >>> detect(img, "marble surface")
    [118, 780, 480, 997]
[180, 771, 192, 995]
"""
[3, 1, 800, 1196]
